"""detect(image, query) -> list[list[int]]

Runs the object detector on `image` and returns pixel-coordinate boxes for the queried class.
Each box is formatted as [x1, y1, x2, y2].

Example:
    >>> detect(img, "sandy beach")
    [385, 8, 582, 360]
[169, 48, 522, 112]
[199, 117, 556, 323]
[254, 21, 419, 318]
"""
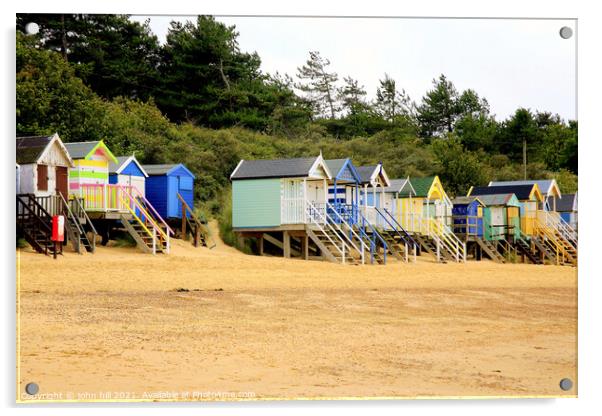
[17, 225, 577, 401]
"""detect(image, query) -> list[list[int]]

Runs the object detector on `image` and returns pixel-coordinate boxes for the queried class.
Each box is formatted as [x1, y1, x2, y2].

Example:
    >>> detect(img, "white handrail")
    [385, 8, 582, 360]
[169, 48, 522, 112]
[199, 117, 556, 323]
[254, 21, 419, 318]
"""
[537, 210, 577, 250]
[128, 185, 174, 237]
[420, 216, 466, 263]
[326, 202, 366, 264]
[306, 201, 350, 264]
[118, 185, 170, 254]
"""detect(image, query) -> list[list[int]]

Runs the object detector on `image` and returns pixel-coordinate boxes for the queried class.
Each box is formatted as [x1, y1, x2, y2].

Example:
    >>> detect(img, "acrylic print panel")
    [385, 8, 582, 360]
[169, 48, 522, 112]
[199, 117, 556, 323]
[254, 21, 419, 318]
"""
[16, 14, 577, 402]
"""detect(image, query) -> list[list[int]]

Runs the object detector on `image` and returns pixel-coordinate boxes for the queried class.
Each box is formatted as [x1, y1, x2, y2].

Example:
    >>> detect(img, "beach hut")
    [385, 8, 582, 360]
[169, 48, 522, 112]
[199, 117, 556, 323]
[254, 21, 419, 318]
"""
[64, 140, 120, 213]
[324, 158, 362, 224]
[109, 155, 148, 197]
[556, 192, 578, 230]
[469, 184, 542, 237]
[230, 155, 332, 229]
[356, 163, 391, 226]
[396, 176, 452, 232]
[142, 164, 196, 220]
[382, 178, 415, 217]
[474, 194, 521, 242]
[489, 179, 561, 211]
[16, 133, 74, 200]
[230, 155, 371, 265]
[451, 196, 485, 239]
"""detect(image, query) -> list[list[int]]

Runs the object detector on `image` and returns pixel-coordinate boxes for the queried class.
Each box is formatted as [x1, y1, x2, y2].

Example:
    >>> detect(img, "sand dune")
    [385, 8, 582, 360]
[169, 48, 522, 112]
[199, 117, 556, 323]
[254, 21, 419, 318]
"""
[17, 225, 577, 401]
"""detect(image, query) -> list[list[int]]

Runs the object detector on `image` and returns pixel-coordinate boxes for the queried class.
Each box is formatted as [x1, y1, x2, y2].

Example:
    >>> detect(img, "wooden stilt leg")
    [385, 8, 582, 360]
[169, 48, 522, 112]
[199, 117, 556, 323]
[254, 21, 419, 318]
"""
[283, 231, 291, 258]
[258, 234, 264, 256]
[302, 234, 309, 260]
[181, 205, 187, 240]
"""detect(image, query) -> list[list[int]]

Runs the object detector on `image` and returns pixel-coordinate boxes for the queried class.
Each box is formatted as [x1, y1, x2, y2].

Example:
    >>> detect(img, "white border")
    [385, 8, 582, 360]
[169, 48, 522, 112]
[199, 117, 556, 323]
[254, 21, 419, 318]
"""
[3, 1, 600, 415]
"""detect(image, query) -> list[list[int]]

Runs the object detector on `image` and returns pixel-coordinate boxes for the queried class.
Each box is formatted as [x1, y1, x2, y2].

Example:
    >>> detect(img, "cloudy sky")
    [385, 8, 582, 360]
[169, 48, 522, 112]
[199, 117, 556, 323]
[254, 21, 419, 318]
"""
[131, 15, 576, 121]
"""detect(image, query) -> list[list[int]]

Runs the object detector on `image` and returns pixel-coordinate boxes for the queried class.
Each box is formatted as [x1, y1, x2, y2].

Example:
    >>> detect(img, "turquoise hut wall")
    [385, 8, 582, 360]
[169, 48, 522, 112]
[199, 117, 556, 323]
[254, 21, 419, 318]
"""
[232, 179, 281, 228]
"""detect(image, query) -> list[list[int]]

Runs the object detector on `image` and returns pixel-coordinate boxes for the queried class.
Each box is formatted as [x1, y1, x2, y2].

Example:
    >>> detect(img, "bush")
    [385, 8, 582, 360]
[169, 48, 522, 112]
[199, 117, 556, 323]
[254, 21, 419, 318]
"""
[217, 187, 251, 254]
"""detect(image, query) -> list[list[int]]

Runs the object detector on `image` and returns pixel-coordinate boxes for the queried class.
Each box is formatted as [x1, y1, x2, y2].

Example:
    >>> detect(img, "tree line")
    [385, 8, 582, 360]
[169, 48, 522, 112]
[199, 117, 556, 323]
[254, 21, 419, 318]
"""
[16, 13, 578, 210]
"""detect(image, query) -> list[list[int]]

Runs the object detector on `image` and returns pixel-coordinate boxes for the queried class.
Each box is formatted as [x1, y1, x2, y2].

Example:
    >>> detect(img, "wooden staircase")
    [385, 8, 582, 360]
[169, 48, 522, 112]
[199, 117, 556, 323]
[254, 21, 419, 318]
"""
[413, 233, 455, 263]
[27, 193, 98, 254]
[68, 196, 97, 253]
[534, 216, 577, 266]
[177, 193, 215, 249]
[374, 208, 419, 262]
[413, 216, 466, 263]
[306, 228, 362, 265]
[474, 239, 506, 263]
[116, 186, 171, 255]
[120, 215, 168, 254]
[531, 236, 560, 264]
[16, 194, 58, 256]
[513, 237, 543, 265]
[306, 201, 366, 265]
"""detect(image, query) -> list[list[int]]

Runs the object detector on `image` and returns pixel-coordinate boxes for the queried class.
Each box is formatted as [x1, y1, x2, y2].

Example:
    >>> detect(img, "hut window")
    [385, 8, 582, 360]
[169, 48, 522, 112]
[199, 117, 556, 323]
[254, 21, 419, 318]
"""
[37, 164, 48, 191]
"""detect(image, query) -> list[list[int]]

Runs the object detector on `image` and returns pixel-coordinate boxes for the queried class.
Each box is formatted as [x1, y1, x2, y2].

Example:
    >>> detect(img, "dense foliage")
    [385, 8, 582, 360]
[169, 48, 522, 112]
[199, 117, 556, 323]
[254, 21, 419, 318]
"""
[17, 14, 578, 243]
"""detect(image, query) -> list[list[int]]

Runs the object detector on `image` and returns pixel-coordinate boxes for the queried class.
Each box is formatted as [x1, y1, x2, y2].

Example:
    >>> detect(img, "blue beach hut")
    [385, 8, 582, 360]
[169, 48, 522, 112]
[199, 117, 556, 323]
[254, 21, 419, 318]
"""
[324, 158, 362, 225]
[142, 164, 195, 219]
[108, 155, 148, 197]
[451, 196, 484, 238]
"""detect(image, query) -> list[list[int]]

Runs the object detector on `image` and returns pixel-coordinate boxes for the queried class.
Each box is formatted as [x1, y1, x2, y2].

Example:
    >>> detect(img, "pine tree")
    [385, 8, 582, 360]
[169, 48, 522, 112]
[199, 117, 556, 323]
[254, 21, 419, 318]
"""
[338, 76, 368, 115]
[374, 74, 415, 122]
[296, 51, 339, 119]
[417, 74, 460, 137]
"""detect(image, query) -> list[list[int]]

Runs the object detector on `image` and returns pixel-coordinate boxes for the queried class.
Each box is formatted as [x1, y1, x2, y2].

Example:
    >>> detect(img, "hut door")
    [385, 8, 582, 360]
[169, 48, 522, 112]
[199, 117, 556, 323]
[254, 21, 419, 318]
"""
[490, 207, 504, 239]
[55, 166, 68, 200]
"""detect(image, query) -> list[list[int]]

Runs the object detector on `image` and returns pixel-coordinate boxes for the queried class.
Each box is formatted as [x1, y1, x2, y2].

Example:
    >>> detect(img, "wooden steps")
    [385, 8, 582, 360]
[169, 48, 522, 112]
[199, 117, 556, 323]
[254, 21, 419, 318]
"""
[177, 193, 215, 249]
[378, 229, 408, 261]
[413, 233, 457, 263]
[513, 238, 542, 264]
[306, 227, 362, 265]
[121, 215, 168, 254]
[16, 194, 58, 256]
[475, 239, 506, 263]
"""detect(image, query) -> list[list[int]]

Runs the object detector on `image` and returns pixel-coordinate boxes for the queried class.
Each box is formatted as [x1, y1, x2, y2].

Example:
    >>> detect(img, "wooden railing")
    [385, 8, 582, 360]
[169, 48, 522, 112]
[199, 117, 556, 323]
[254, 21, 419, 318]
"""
[118, 185, 170, 254]
[16, 194, 54, 255]
[129, 186, 174, 238]
[537, 210, 577, 249]
[306, 200, 353, 264]
[80, 184, 133, 211]
[177, 193, 216, 249]
[452, 215, 481, 238]
[326, 201, 366, 264]
[422, 216, 466, 263]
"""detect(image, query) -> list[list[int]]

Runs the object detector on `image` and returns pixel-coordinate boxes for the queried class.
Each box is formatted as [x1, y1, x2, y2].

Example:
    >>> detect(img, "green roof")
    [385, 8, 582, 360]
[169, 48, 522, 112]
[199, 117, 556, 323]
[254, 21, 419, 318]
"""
[400, 176, 436, 197]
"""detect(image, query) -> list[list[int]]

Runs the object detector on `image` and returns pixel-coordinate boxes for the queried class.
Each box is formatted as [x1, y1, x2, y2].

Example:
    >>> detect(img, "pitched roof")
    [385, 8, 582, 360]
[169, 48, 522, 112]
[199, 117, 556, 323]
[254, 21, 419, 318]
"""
[63, 140, 118, 163]
[383, 178, 415, 195]
[63, 141, 100, 159]
[476, 193, 520, 207]
[324, 158, 360, 183]
[356, 165, 378, 184]
[489, 179, 561, 198]
[324, 159, 347, 177]
[109, 155, 148, 177]
[556, 193, 577, 212]
[141, 163, 195, 178]
[471, 184, 540, 201]
[404, 176, 436, 197]
[230, 156, 330, 180]
[356, 163, 390, 186]
[16, 135, 53, 164]
[451, 196, 484, 206]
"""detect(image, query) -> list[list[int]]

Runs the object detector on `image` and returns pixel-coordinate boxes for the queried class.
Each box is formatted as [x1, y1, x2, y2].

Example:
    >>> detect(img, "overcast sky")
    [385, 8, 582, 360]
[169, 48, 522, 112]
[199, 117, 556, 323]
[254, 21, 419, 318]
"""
[131, 15, 576, 121]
